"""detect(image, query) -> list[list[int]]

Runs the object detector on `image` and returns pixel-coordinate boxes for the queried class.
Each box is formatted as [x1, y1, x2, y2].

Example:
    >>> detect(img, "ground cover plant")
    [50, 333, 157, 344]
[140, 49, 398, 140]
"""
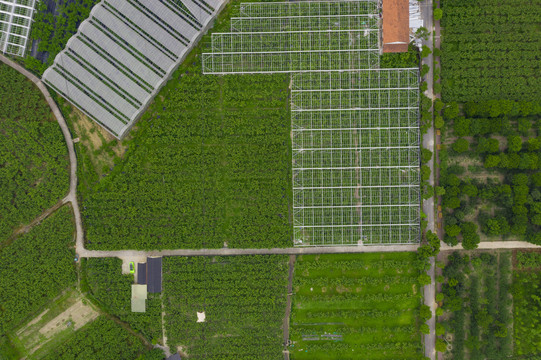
[439, 251, 513, 359]
[439, 100, 541, 247]
[513, 250, 541, 357]
[82, 258, 163, 344]
[289, 253, 423, 359]
[25, 0, 101, 75]
[0, 205, 76, 348]
[163, 255, 288, 359]
[41, 316, 153, 360]
[0, 63, 69, 241]
[440, 0, 541, 102]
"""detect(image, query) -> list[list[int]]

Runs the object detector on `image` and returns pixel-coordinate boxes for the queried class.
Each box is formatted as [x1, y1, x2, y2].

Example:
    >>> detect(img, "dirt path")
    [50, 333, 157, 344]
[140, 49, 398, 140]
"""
[283, 255, 296, 360]
[4, 199, 64, 247]
[159, 293, 171, 357]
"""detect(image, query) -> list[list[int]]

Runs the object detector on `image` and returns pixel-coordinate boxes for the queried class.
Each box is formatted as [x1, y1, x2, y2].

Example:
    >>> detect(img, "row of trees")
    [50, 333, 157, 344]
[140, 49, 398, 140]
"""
[163, 255, 288, 359]
[513, 255, 541, 357]
[440, 99, 541, 247]
[440, 0, 541, 102]
[440, 252, 513, 359]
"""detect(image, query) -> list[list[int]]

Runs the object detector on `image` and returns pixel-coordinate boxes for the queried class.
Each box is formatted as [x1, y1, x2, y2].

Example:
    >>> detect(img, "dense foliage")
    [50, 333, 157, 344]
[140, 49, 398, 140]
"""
[440, 100, 541, 246]
[42, 316, 151, 360]
[513, 252, 541, 357]
[163, 255, 288, 359]
[440, 252, 513, 359]
[83, 258, 162, 343]
[80, 58, 291, 250]
[380, 43, 419, 68]
[25, 0, 100, 75]
[516, 251, 541, 270]
[0, 205, 76, 335]
[289, 253, 424, 359]
[0, 64, 69, 241]
[440, 0, 541, 102]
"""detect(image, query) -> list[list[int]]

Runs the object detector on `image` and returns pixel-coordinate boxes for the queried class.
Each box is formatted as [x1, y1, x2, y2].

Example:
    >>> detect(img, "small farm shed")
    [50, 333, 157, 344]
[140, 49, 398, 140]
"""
[131, 284, 147, 313]
[147, 257, 162, 293]
[137, 263, 147, 284]
[382, 0, 410, 52]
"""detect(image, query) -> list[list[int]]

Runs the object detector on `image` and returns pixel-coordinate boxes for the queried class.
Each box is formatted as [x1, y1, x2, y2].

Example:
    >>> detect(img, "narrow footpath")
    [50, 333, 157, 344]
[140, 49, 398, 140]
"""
[283, 255, 296, 360]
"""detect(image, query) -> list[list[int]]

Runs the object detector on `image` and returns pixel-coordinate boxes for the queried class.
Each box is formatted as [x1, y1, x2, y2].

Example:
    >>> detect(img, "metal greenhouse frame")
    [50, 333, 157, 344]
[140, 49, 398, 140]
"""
[202, 0, 421, 246]
[0, 0, 37, 57]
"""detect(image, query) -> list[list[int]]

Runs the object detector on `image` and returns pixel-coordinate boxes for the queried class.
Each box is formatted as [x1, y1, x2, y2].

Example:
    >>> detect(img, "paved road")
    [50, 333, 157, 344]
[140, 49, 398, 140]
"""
[0, 54, 84, 254]
[81, 244, 421, 258]
[419, 0, 436, 358]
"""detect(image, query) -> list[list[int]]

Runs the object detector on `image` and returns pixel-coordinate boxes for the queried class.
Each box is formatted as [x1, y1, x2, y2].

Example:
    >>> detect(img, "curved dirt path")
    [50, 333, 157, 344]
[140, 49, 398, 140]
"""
[0, 54, 84, 253]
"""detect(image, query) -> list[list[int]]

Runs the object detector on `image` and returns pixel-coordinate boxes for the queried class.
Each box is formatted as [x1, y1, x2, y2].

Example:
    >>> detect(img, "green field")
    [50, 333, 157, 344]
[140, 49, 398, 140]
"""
[0, 205, 76, 336]
[513, 251, 541, 357]
[78, 11, 292, 249]
[440, 251, 513, 359]
[289, 253, 423, 359]
[163, 255, 288, 359]
[41, 316, 154, 360]
[440, 0, 541, 102]
[0, 64, 69, 241]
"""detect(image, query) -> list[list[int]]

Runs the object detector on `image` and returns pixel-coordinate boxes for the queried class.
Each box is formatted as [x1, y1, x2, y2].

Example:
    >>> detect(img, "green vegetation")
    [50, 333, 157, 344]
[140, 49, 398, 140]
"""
[440, 100, 541, 246]
[79, 33, 292, 250]
[25, 0, 101, 75]
[289, 253, 423, 359]
[440, 0, 541, 102]
[41, 316, 152, 360]
[380, 43, 419, 68]
[9, 290, 98, 360]
[440, 251, 513, 359]
[513, 250, 541, 357]
[0, 64, 69, 241]
[516, 251, 541, 269]
[0, 205, 76, 337]
[163, 255, 288, 359]
[83, 258, 162, 343]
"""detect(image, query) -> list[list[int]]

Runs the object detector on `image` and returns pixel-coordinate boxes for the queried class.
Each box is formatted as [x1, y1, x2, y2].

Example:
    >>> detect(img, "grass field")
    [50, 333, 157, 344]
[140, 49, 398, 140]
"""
[289, 253, 423, 359]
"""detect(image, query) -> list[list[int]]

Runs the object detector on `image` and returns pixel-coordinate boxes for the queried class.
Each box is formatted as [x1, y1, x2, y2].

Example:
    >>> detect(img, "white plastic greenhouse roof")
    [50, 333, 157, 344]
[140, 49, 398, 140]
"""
[43, 0, 226, 139]
[0, 0, 37, 57]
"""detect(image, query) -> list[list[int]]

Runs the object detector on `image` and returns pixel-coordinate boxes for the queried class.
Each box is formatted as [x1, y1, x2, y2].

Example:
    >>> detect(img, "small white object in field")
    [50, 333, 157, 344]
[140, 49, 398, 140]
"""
[197, 312, 206, 323]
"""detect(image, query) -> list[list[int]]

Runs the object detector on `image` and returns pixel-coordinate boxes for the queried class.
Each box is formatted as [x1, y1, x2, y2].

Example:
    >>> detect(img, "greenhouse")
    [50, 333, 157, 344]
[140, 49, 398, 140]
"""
[202, 0, 421, 246]
[42, 0, 226, 139]
[0, 0, 37, 57]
